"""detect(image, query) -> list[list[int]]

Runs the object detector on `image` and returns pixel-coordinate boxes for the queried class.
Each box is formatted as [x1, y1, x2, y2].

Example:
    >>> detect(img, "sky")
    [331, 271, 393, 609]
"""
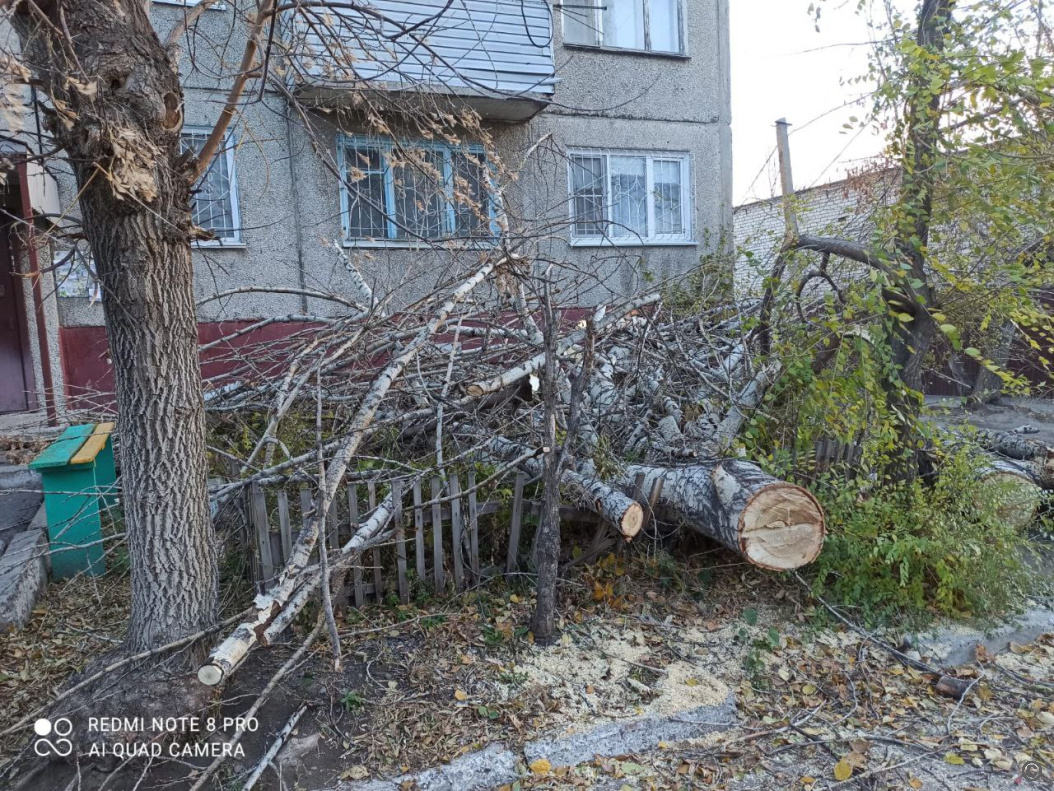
[730, 1, 893, 205]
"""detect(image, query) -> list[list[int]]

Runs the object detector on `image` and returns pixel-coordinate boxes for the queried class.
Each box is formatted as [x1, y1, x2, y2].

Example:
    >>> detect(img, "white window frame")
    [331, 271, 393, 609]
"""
[567, 148, 694, 247]
[182, 126, 243, 247]
[338, 135, 500, 249]
[153, 0, 225, 9]
[562, 0, 686, 56]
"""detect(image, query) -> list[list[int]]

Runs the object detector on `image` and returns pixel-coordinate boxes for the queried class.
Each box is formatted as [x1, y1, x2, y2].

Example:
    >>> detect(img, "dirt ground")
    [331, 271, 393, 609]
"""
[1, 538, 1052, 791]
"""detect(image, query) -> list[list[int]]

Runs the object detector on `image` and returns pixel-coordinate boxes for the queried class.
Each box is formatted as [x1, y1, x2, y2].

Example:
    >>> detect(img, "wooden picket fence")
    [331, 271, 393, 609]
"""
[792, 436, 865, 484]
[242, 468, 666, 604]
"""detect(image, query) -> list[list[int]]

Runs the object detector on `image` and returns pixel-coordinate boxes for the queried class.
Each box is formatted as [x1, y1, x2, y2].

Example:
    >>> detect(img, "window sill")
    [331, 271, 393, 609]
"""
[569, 238, 697, 248]
[194, 241, 246, 249]
[342, 239, 499, 250]
[153, 0, 226, 8]
[563, 42, 689, 61]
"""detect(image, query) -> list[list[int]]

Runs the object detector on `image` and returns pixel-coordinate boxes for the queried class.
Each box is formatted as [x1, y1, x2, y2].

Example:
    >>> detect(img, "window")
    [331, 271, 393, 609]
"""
[340, 137, 495, 245]
[568, 150, 691, 244]
[564, 0, 684, 54]
[54, 247, 101, 302]
[181, 129, 241, 245]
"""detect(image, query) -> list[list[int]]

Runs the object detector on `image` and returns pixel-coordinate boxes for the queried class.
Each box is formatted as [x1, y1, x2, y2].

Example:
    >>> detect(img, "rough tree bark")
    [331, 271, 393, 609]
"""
[13, 0, 218, 654]
[532, 290, 563, 645]
[620, 460, 825, 570]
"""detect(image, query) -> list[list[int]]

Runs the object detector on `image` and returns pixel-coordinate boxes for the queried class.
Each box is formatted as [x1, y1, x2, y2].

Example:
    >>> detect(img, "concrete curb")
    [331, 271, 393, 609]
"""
[0, 509, 50, 629]
[912, 603, 1054, 666]
[0, 465, 41, 492]
[523, 697, 736, 768]
[330, 743, 519, 791]
[330, 695, 737, 791]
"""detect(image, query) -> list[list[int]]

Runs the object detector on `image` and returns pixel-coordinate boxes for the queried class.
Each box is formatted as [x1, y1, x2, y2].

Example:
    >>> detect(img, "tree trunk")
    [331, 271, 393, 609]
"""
[532, 293, 563, 645]
[13, 0, 218, 654]
[620, 461, 825, 570]
[968, 321, 1015, 406]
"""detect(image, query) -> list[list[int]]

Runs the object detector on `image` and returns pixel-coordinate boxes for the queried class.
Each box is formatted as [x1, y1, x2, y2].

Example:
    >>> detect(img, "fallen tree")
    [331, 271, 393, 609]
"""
[619, 461, 825, 571]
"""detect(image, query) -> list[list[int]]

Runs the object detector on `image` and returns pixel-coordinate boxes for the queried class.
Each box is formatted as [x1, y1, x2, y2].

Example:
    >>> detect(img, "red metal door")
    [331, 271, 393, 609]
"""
[0, 231, 30, 412]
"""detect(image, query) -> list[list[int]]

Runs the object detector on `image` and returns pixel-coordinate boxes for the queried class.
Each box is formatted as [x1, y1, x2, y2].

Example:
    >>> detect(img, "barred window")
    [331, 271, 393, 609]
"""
[568, 150, 691, 245]
[181, 130, 241, 245]
[341, 138, 495, 244]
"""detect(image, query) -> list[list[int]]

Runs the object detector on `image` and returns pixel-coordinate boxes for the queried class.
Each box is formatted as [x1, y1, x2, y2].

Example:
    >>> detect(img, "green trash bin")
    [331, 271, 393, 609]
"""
[29, 422, 117, 579]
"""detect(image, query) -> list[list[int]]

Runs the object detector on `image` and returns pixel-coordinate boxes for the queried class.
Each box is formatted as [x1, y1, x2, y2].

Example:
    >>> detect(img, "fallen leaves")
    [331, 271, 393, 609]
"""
[832, 758, 853, 781]
[528, 758, 551, 775]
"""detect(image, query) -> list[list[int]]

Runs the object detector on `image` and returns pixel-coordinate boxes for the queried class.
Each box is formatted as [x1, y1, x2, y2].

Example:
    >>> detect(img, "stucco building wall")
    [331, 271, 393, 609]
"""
[6, 0, 733, 408]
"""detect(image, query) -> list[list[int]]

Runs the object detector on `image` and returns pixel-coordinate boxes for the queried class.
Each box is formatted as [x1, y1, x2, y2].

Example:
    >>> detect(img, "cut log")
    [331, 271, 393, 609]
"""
[978, 457, 1044, 530]
[620, 460, 825, 570]
[976, 429, 1052, 463]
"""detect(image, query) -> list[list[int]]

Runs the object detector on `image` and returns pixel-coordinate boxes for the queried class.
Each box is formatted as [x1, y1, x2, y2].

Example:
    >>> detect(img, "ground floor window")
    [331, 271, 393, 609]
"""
[181, 129, 241, 245]
[340, 137, 495, 245]
[568, 150, 692, 244]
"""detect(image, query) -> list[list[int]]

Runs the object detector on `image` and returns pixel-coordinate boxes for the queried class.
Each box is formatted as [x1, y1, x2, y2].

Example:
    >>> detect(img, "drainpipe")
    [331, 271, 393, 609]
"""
[17, 161, 59, 426]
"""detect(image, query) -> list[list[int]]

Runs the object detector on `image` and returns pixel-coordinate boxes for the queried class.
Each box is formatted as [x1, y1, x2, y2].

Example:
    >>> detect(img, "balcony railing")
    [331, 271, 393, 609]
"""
[282, 0, 557, 122]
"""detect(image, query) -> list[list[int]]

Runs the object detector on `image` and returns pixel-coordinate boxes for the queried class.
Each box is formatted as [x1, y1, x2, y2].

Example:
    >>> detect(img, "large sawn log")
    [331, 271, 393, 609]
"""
[977, 457, 1044, 530]
[621, 460, 825, 570]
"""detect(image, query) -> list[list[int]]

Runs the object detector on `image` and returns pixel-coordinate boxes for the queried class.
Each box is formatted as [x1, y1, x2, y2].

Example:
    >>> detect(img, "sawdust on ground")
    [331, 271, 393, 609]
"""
[495, 618, 739, 728]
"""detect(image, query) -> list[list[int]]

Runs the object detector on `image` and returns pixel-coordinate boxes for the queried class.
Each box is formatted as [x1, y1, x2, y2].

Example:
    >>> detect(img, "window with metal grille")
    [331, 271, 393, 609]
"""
[181, 130, 241, 245]
[340, 137, 496, 245]
[568, 150, 692, 245]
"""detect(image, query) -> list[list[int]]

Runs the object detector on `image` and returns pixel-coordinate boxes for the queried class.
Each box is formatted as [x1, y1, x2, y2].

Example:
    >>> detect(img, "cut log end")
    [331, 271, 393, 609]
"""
[979, 469, 1043, 530]
[739, 485, 825, 571]
[620, 502, 644, 540]
[197, 664, 224, 687]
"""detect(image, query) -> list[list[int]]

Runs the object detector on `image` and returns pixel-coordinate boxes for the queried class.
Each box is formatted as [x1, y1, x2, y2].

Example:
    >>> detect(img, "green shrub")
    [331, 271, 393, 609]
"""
[810, 448, 1033, 624]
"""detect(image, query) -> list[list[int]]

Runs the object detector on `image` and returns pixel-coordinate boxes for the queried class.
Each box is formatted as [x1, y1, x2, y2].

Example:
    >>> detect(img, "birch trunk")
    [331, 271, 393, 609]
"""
[621, 461, 824, 570]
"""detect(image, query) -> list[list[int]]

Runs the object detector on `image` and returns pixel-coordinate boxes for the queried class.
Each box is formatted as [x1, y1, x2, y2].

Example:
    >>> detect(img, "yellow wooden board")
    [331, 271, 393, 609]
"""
[71, 422, 115, 466]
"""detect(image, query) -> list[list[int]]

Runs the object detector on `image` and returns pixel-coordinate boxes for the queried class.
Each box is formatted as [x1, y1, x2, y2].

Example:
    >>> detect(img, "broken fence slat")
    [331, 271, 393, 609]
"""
[276, 490, 292, 566]
[327, 498, 339, 552]
[505, 472, 526, 575]
[393, 480, 409, 603]
[431, 476, 445, 592]
[450, 473, 465, 591]
[367, 481, 383, 602]
[348, 484, 364, 608]
[249, 484, 274, 591]
[413, 480, 426, 582]
[467, 470, 480, 581]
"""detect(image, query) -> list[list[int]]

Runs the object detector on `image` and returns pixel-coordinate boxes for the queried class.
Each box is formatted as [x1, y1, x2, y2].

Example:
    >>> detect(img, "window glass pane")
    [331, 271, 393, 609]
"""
[603, 0, 644, 49]
[54, 248, 101, 301]
[570, 154, 607, 236]
[451, 152, 490, 238]
[391, 149, 446, 240]
[648, 0, 681, 52]
[182, 133, 237, 240]
[345, 145, 388, 239]
[563, 4, 598, 45]
[653, 159, 683, 234]
[610, 156, 647, 238]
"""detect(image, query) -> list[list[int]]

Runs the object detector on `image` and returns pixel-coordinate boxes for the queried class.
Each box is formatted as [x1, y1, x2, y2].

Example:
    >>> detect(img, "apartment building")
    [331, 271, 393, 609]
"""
[0, 0, 732, 416]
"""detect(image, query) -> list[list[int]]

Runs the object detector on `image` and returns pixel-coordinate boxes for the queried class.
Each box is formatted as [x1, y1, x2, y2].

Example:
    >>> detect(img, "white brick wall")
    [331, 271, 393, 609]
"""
[733, 170, 899, 296]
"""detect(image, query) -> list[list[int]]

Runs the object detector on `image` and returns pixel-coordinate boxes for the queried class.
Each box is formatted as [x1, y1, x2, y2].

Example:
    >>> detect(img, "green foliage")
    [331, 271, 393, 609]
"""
[340, 691, 365, 712]
[810, 448, 1031, 623]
